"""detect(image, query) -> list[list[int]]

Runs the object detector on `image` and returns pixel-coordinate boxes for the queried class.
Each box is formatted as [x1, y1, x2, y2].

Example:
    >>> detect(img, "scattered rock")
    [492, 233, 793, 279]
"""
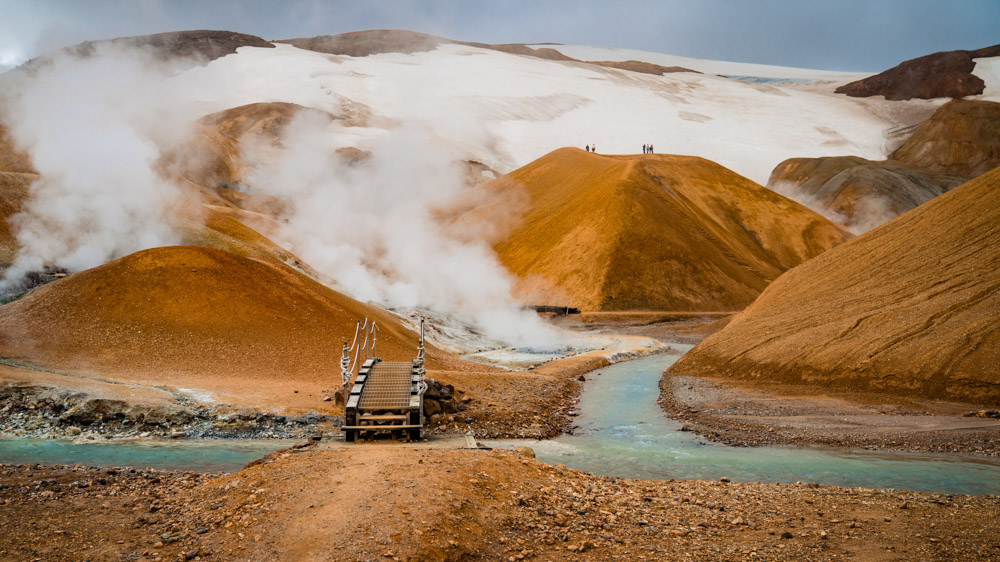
[515, 446, 536, 459]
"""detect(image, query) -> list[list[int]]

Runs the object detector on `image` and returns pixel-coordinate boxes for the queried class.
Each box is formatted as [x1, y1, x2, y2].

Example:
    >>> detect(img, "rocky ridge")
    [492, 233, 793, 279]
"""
[835, 44, 1000, 100]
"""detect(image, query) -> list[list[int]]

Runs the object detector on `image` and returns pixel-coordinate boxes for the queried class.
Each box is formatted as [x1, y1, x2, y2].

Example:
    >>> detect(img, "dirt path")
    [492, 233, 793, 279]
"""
[2, 446, 999, 560]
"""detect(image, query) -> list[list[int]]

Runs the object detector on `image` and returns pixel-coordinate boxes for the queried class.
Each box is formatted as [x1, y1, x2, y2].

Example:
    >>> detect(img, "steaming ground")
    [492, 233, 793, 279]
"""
[0, 36, 966, 346]
[162, 42, 942, 185]
[0, 45, 186, 285]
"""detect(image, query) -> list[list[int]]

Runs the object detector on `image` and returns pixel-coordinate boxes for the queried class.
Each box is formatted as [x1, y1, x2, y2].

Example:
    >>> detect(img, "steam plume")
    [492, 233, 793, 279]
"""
[241, 114, 563, 349]
[0, 44, 186, 287]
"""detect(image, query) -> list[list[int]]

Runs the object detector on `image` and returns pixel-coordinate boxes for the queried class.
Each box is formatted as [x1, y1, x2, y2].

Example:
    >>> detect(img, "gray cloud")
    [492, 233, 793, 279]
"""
[1, 0, 998, 73]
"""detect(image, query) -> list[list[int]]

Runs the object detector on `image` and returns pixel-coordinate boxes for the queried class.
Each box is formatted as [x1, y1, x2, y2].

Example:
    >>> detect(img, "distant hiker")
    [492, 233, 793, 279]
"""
[642, 144, 647, 154]
[649, 144, 654, 154]
[592, 144, 597, 153]
[585, 144, 590, 152]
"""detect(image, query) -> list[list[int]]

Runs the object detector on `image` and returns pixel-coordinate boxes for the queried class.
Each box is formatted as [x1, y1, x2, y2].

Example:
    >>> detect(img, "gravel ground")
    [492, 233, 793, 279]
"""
[659, 373, 1000, 457]
[2, 447, 999, 561]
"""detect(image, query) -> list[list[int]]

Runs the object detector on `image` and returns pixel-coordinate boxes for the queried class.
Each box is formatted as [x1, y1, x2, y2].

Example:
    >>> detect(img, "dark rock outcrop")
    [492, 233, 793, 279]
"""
[15, 30, 274, 73]
[835, 44, 1000, 100]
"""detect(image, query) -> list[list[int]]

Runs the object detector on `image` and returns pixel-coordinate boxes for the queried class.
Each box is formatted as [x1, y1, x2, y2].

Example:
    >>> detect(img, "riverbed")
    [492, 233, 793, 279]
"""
[488, 351, 1000, 495]
[0, 437, 294, 472]
[4, 351, 1000, 492]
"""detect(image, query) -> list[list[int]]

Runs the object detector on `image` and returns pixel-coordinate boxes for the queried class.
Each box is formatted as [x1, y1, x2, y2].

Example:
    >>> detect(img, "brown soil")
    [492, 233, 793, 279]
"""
[590, 60, 700, 75]
[174, 205, 304, 270]
[768, 100, 999, 231]
[176, 102, 346, 192]
[0, 123, 37, 265]
[277, 29, 455, 57]
[552, 312, 735, 345]
[671, 166, 1000, 405]
[892, 99, 1000, 178]
[0, 246, 460, 410]
[0, 172, 34, 265]
[659, 374, 1000, 456]
[0, 123, 35, 174]
[13, 31, 274, 76]
[454, 147, 851, 311]
[835, 44, 1000, 100]
[279, 29, 701, 79]
[430, 367, 579, 439]
[767, 156, 962, 230]
[3, 448, 999, 561]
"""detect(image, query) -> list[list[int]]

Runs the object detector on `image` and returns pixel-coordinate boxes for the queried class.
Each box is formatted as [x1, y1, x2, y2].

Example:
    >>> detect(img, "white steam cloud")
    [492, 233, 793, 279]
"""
[0, 43, 565, 350]
[769, 180, 897, 235]
[241, 114, 564, 349]
[0, 44, 186, 286]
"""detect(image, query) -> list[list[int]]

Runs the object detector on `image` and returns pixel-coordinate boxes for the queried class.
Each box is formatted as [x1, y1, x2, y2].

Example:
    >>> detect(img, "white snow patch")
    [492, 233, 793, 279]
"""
[163, 42, 900, 185]
[972, 56, 1000, 101]
[537, 44, 869, 82]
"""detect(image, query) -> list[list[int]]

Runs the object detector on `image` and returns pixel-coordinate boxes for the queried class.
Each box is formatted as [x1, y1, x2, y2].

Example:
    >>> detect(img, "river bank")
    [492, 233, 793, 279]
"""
[0, 378, 340, 441]
[2, 448, 999, 561]
[0, 325, 669, 443]
[658, 372, 1000, 458]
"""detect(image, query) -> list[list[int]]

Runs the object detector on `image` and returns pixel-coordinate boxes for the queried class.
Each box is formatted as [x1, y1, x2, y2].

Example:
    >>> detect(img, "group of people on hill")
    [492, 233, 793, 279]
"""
[582, 144, 654, 154]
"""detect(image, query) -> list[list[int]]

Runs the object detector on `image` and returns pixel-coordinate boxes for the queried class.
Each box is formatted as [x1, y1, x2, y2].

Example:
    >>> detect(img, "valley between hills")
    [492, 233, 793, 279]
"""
[0, 27, 998, 561]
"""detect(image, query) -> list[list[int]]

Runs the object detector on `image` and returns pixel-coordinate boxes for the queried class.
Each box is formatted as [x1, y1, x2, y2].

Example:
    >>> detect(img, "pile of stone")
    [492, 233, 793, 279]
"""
[423, 379, 467, 419]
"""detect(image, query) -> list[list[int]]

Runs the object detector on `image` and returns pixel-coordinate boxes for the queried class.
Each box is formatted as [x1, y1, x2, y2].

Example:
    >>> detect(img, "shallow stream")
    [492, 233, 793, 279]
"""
[0, 437, 293, 473]
[3, 352, 999, 492]
[488, 351, 1000, 495]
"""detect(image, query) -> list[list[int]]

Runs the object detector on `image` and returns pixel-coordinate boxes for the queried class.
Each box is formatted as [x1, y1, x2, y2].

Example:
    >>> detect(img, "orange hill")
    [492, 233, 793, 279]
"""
[457, 148, 851, 311]
[0, 246, 448, 405]
[670, 166, 1000, 405]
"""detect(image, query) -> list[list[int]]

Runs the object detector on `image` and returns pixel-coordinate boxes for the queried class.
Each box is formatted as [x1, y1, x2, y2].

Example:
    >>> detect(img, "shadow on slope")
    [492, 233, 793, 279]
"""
[672, 166, 1000, 404]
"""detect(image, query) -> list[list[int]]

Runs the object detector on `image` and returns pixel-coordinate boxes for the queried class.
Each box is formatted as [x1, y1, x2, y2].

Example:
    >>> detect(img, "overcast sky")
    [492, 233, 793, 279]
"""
[1, 0, 996, 72]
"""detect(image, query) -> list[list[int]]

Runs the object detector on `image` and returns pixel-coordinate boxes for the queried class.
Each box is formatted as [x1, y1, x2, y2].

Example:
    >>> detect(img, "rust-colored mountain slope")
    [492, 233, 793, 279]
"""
[176, 102, 341, 192]
[459, 148, 851, 311]
[0, 124, 37, 264]
[768, 100, 998, 231]
[671, 167, 1000, 405]
[835, 44, 1000, 100]
[0, 246, 449, 403]
[891, 99, 1000, 177]
[767, 156, 962, 232]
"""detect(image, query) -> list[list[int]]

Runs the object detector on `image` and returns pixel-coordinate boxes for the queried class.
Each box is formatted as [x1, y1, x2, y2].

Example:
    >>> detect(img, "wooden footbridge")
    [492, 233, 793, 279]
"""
[339, 318, 428, 442]
[522, 296, 579, 315]
[524, 304, 580, 315]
